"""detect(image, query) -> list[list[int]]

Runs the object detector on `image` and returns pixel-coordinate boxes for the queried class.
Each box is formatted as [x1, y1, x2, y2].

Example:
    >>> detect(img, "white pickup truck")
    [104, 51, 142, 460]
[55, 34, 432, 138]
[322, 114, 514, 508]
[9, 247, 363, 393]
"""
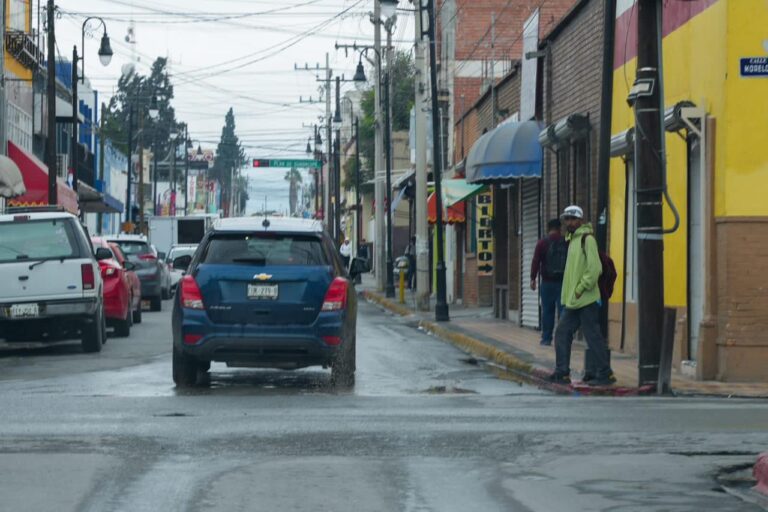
[0, 208, 107, 352]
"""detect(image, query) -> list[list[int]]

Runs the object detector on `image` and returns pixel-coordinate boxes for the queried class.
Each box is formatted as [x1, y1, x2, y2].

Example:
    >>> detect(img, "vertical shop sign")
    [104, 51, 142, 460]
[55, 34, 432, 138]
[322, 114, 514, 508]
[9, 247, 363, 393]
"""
[476, 191, 494, 275]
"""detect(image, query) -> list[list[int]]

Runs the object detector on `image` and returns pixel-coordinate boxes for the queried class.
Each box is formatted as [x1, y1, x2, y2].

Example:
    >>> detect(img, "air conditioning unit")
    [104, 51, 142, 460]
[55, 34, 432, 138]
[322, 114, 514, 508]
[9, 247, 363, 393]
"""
[56, 154, 69, 180]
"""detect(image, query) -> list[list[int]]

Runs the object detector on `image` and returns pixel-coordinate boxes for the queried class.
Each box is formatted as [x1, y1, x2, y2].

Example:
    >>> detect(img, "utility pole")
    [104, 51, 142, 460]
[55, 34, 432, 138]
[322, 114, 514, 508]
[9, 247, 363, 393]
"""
[414, 0, 429, 310]
[125, 105, 133, 226]
[170, 133, 177, 216]
[426, 0, 449, 321]
[384, 69, 395, 298]
[46, 0, 57, 205]
[71, 46, 79, 195]
[374, 0, 386, 292]
[334, 76, 342, 242]
[138, 110, 145, 232]
[152, 141, 158, 215]
[634, 0, 665, 386]
[314, 125, 320, 216]
[0, 0, 7, 161]
[325, 54, 332, 231]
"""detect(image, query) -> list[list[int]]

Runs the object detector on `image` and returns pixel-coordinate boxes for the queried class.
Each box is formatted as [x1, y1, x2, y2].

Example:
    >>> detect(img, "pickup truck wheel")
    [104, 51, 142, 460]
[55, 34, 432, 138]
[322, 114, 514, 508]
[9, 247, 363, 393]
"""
[150, 296, 162, 312]
[173, 346, 198, 387]
[82, 307, 105, 353]
[331, 336, 356, 388]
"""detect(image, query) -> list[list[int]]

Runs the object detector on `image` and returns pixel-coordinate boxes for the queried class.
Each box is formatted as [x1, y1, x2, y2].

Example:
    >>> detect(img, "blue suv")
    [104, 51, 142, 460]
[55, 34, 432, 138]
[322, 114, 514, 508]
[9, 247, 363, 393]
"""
[170, 216, 367, 387]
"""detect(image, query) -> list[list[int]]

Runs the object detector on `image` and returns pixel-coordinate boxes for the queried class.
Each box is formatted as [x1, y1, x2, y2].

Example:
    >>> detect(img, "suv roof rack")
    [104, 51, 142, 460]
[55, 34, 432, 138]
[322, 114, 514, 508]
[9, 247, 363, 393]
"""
[5, 205, 68, 214]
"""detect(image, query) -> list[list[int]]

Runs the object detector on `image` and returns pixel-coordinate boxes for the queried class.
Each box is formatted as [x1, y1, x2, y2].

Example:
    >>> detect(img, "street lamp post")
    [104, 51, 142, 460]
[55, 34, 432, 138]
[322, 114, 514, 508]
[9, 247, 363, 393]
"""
[71, 17, 113, 198]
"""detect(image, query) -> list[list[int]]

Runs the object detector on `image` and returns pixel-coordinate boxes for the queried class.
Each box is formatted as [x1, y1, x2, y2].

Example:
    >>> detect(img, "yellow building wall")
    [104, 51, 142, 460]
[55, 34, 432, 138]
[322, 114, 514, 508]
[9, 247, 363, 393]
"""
[4, 0, 33, 81]
[610, 0, 736, 308]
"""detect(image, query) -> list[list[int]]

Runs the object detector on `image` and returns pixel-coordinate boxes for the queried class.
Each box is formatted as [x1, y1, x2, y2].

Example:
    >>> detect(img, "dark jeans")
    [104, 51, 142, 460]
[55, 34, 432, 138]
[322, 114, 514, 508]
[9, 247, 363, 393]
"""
[341, 256, 350, 269]
[406, 255, 415, 288]
[539, 279, 563, 343]
[554, 302, 612, 378]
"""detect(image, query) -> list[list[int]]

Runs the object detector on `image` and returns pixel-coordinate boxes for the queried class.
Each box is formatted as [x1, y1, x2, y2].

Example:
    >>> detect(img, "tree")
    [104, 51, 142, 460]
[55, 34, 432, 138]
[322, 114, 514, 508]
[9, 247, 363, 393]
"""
[102, 57, 178, 165]
[351, 50, 415, 193]
[211, 108, 247, 214]
[284, 168, 302, 215]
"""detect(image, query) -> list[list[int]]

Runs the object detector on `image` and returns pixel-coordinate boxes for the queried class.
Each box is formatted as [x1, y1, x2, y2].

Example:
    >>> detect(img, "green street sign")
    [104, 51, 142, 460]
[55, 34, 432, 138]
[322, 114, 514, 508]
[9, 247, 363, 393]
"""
[253, 159, 321, 169]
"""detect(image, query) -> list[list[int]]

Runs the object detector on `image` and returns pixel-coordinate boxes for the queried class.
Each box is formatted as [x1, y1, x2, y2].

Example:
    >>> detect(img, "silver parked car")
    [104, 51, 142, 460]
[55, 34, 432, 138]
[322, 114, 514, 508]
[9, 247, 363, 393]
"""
[165, 244, 198, 293]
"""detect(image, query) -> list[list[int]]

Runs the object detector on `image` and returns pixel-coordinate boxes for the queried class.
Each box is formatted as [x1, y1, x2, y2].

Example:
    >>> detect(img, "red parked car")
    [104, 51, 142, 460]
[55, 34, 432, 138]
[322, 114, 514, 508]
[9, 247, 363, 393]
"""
[110, 243, 142, 325]
[91, 237, 141, 337]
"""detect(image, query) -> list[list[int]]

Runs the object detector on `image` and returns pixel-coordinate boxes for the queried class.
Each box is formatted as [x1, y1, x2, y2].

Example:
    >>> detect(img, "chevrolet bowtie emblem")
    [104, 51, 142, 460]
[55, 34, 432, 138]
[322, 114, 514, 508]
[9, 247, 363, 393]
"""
[253, 273, 272, 281]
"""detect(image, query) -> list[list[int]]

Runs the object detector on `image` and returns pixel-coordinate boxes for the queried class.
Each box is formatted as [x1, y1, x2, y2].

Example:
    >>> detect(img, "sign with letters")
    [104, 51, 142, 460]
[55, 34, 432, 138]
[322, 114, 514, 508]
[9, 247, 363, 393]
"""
[740, 57, 768, 77]
[476, 191, 494, 276]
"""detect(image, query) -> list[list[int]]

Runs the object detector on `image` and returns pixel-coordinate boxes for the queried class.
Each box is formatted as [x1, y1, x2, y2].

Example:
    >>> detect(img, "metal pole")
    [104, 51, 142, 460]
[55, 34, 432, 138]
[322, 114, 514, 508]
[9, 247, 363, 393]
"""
[171, 134, 176, 216]
[414, 0, 430, 310]
[373, 0, 385, 291]
[46, 0, 57, 204]
[125, 104, 133, 225]
[426, 0, 449, 321]
[97, 102, 105, 233]
[325, 53, 332, 230]
[71, 46, 79, 195]
[635, 0, 665, 386]
[354, 117, 361, 254]
[152, 141, 158, 215]
[314, 125, 320, 215]
[184, 125, 189, 215]
[384, 70, 395, 298]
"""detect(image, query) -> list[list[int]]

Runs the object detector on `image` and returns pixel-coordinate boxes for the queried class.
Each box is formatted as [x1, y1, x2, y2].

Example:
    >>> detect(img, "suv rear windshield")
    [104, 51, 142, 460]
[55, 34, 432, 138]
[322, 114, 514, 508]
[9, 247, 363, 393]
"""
[201, 233, 328, 266]
[0, 219, 82, 263]
[113, 241, 152, 257]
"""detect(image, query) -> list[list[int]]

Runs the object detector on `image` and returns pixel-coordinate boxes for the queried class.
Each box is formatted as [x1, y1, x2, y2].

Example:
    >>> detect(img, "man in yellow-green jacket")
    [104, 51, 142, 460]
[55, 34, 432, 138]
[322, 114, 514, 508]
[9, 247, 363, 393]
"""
[547, 205, 615, 387]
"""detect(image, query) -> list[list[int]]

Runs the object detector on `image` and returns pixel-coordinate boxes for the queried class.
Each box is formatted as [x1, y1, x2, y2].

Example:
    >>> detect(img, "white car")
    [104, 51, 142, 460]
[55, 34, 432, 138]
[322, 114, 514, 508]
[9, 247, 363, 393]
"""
[166, 244, 198, 292]
[0, 207, 107, 352]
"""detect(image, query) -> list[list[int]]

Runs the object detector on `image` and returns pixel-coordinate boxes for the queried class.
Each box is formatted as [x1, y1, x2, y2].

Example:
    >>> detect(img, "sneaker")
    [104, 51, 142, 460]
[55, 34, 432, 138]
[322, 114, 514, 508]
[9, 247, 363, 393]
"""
[581, 373, 596, 383]
[587, 373, 617, 387]
[546, 372, 571, 385]
[539, 340, 552, 347]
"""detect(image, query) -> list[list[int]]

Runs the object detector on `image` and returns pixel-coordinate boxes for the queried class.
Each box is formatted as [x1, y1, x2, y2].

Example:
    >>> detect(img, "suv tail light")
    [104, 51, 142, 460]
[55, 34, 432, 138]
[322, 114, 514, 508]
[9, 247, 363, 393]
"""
[81, 263, 95, 290]
[180, 275, 204, 309]
[321, 277, 349, 312]
[139, 253, 157, 261]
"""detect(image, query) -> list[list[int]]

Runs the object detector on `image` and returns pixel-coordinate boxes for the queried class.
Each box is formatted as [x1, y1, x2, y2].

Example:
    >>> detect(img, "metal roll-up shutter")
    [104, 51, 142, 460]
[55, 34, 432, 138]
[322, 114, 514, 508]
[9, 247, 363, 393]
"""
[520, 179, 541, 329]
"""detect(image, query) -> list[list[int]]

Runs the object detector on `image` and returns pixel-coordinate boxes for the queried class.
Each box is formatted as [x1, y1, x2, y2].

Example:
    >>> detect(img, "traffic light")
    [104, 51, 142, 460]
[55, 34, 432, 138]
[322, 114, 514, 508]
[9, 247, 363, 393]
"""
[252, 159, 269, 168]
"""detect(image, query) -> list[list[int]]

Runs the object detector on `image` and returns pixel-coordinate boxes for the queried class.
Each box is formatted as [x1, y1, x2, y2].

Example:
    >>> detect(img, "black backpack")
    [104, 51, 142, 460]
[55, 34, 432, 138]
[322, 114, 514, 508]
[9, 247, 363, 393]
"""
[580, 235, 618, 301]
[543, 238, 568, 278]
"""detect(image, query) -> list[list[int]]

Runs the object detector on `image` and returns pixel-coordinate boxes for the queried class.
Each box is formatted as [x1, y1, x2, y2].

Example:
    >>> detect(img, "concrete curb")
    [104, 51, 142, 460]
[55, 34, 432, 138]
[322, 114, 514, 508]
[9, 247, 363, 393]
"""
[361, 289, 655, 397]
[755, 452, 768, 496]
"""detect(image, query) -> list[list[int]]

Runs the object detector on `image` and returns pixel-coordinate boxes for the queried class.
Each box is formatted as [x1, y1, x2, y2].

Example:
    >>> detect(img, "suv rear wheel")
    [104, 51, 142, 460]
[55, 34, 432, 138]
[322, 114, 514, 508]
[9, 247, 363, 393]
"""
[82, 307, 105, 353]
[331, 336, 356, 388]
[132, 301, 143, 324]
[173, 346, 198, 387]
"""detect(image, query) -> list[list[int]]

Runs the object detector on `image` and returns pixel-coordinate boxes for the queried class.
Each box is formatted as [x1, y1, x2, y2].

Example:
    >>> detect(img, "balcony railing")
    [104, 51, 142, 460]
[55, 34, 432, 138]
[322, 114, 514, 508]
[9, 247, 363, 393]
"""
[5, 30, 43, 70]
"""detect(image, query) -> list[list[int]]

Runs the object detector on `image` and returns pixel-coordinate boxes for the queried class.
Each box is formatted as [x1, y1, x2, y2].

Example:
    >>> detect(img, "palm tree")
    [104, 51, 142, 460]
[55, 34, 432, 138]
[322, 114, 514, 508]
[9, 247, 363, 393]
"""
[284, 168, 303, 216]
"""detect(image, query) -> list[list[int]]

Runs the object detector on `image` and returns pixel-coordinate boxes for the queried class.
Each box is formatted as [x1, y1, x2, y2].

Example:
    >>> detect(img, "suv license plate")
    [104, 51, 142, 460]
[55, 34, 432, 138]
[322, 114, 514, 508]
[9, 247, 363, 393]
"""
[248, 284, 278, 300]
[10, 303, 39, 318]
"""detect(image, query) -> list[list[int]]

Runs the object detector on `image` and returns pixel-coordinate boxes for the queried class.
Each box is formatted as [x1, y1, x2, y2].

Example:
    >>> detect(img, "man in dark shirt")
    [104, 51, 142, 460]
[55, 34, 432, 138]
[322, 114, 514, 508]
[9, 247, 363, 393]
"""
[530, 218, 567, 346]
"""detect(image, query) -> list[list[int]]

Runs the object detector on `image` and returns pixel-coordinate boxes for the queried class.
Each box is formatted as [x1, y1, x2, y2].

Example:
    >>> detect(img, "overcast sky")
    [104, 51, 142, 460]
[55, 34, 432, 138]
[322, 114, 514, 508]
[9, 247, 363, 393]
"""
[53, 1, 414, 213]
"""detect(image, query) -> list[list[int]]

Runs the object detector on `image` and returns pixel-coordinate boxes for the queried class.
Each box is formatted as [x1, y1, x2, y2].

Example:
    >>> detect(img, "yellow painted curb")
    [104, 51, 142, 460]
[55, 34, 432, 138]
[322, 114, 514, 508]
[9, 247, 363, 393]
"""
[361, 290, 413, 317]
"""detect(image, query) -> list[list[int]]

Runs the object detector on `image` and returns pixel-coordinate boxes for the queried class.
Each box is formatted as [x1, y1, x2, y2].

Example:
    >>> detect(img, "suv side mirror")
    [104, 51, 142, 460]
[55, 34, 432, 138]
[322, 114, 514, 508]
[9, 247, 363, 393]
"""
[95, 248, 113, 261]
[172, 255, 193, 272]
[157, 251, 166, 261]
[349, 257, 370, 278]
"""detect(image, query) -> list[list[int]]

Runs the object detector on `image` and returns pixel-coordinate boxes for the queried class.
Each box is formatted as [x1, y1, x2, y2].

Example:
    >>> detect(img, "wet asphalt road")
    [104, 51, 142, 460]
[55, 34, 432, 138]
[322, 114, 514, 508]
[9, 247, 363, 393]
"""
[0, 297, 767, 511]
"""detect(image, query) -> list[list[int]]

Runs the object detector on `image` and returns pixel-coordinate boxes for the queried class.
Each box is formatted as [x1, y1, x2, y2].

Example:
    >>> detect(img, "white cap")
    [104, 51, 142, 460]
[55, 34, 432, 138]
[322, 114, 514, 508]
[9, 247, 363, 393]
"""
[561, 205, 584, 219]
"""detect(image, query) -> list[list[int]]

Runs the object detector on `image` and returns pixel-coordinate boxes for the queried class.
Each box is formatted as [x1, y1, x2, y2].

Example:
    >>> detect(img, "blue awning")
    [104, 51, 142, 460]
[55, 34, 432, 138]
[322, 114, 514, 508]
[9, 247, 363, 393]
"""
[465, 120, 544, 184]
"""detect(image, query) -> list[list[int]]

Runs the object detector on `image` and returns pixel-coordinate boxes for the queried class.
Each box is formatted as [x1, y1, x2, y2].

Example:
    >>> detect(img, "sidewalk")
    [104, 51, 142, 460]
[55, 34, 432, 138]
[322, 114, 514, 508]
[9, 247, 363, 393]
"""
[358, 275, 768, 398]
